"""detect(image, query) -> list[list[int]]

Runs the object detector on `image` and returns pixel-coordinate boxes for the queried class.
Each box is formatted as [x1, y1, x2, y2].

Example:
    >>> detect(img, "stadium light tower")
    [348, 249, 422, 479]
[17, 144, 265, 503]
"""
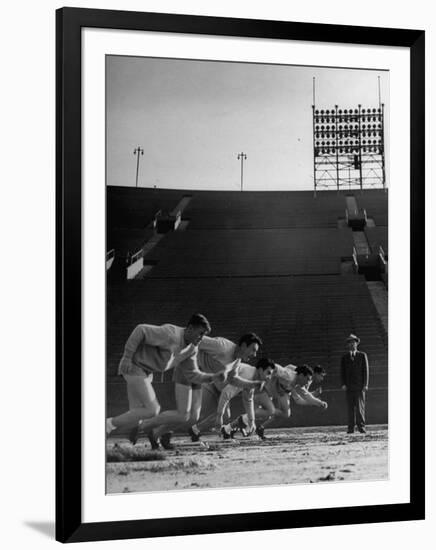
[133, 146, 144, 187]
[311, 76, 386, 194]
[237, 152, 247, 192]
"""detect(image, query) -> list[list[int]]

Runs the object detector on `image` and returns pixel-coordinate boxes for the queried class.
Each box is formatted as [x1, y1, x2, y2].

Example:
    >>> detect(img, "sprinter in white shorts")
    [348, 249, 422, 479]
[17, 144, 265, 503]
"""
[106, 313, 211, 438]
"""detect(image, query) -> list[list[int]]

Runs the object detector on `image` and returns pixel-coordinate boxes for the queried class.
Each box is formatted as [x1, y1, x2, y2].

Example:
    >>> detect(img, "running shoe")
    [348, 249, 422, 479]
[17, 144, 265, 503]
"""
[160, 432, 175, 450]
[230, 427, 239, 439]
[188, 426, 201, 442]
[220, 425, 232, 440]
[236, 415, 249, 437]
[147, 430, 160, 450]
[256, 425, 267, 440]
[128, 424, 140, 445]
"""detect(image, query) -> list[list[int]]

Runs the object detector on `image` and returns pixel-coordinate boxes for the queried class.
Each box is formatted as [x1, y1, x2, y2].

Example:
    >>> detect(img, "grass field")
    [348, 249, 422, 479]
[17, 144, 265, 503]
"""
[106, 424, 388, 494]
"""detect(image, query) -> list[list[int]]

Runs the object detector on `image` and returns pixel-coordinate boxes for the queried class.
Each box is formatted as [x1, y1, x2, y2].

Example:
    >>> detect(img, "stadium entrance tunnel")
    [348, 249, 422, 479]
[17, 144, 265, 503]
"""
[155, 211, 182, 233]
[347, 210, 367, 231]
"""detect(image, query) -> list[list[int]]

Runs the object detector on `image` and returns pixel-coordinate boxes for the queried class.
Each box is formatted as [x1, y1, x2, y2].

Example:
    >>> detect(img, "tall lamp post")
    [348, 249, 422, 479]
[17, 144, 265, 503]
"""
[133, 146, 144, 187]
[237, 152, 247, 192]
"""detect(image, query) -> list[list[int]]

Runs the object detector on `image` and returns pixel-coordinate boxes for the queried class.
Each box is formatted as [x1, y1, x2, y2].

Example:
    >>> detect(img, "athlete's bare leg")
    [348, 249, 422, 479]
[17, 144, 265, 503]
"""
[153, 387, 205, 439]
[215, 385, 240, 429]
[194, 384, 230, 433]
[140, 383, 191, 435]
[232, 393, 288, 438]
[253, 392, 276, 422]
[189, 388, 203, 424]
[107, 375, 160, 433]
[262, 394, 291, 428]
[231, 391, 275, 434]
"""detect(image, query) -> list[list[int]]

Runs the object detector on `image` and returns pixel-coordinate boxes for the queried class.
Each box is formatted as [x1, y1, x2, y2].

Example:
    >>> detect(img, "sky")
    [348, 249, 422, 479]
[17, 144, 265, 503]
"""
[106, 56, 389, 191]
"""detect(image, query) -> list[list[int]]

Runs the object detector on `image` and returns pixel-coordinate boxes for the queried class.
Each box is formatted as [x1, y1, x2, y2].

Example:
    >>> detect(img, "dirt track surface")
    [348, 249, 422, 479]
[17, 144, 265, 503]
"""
[106, 425, 388, 494]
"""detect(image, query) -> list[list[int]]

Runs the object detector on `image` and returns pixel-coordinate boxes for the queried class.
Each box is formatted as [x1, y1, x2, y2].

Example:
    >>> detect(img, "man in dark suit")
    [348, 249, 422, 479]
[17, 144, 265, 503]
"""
[340, 334, 369, 434]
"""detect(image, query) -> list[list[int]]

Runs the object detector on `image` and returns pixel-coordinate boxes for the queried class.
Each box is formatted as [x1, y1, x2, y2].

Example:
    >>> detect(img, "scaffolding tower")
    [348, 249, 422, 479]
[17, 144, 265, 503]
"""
[312, 103, 386, 193]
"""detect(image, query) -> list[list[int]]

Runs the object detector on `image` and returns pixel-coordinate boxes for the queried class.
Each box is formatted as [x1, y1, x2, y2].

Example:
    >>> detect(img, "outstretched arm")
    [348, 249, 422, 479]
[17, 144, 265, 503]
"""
[291, 386, 327, 408]
[227, 362, 264, 390]
[229, 374, 264, 390]
[173, 343, 198, 365]
[215, 386, 238, 428]
[179, 357, 226, 385]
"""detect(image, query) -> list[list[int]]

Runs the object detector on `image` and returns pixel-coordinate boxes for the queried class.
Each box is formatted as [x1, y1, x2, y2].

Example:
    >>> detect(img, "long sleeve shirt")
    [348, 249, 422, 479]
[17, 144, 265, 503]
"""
[118, 324, 188, 376]
[198, 336, 238, 368]
[173, 357, 218, 385]
[265, 364, 325, 407]
[197, 336, 241, 391]
[198, 336, 263, 390]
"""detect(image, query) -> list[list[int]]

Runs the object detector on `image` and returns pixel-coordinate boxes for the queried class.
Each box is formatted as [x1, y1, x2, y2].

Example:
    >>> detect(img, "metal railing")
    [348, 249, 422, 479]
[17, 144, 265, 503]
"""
[126, 249, 143, 266]
[152, 209, 162, 229]
[346, 207, 367, 221]
[378, 245, 388, 271]
[174, 210, 182, 229]
[106, 249, 115, 270]
[352, 246, 359, 272]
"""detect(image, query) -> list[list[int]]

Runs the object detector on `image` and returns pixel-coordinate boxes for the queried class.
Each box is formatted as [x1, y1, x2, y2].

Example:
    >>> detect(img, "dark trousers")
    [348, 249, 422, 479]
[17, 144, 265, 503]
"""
[346, 390, 366, 431]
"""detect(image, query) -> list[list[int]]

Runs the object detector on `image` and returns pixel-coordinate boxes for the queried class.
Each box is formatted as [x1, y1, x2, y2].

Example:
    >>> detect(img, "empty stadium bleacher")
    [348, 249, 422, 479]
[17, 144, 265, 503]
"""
[183, 189, 349, 229]
[145, 228, 354, 277]
[106, 187, 380, 231]
[107, 228, 154, 256]
[355, 189, 388, 226]
[107, 186, 186, 230]
[365, 226, 388, 254]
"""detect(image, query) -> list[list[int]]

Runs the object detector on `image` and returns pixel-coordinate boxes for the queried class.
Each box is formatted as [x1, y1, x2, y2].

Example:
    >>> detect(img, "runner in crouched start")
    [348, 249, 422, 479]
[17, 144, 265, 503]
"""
[297, 365, 327, 399]
[188, 333, 264, 442]
[132, 343, 228, 450]
[106, 313, 211, 440]
[215, 357, 276, 439]
[232, 364, 328, 440]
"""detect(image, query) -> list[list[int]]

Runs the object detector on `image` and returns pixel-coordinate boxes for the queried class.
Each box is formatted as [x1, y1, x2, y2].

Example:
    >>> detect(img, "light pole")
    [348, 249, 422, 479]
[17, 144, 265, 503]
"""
[237, 152, 247, 192]
[133, 146, 144, 187]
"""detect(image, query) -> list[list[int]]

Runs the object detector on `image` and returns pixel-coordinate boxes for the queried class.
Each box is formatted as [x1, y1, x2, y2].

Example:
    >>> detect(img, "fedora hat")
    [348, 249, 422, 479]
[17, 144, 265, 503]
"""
[346, 333, 360, 344]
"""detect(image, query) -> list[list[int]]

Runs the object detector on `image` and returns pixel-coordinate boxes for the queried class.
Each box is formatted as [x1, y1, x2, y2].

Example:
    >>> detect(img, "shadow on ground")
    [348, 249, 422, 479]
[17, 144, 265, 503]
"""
[24, 521, 54, 539]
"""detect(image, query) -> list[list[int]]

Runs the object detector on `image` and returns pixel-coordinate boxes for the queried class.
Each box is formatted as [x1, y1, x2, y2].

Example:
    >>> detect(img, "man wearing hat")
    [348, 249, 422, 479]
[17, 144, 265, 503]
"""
[340, 334, 369, 434]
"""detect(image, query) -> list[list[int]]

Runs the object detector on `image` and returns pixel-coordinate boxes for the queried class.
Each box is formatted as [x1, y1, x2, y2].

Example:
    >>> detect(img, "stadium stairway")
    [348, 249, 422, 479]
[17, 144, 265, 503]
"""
[366, 281, 388, 335]
[353, 231, 371, 255]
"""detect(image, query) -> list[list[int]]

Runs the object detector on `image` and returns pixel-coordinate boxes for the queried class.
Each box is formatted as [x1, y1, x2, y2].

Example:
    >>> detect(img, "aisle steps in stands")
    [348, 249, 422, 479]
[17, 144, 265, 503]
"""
[366, 281, 388, 335]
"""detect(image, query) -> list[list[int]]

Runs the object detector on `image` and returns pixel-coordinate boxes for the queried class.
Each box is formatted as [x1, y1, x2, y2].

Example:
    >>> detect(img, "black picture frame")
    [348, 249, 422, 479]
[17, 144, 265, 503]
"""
[56, 7, 425, 543]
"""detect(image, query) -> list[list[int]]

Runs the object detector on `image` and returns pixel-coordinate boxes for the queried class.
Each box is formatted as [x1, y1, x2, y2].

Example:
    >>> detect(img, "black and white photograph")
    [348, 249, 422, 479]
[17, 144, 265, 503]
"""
[0, 0, 430, 546]
[105, 55, 390, 494]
